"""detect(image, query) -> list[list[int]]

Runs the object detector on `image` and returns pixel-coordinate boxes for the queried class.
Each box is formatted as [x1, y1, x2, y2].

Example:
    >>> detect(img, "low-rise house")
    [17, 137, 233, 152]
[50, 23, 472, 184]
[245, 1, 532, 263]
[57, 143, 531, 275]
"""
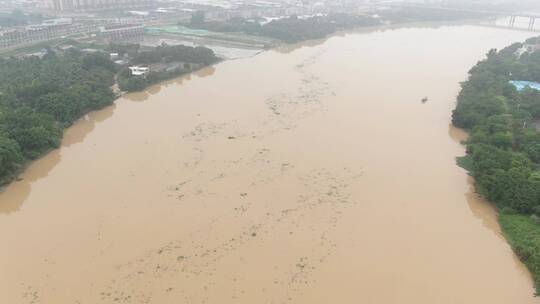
[128, 66, 149, 76]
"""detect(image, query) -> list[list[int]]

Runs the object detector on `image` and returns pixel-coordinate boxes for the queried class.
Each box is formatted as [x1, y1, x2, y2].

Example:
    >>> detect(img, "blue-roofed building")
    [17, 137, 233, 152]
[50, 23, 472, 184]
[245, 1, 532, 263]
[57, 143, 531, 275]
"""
[509, 80, 540, 91]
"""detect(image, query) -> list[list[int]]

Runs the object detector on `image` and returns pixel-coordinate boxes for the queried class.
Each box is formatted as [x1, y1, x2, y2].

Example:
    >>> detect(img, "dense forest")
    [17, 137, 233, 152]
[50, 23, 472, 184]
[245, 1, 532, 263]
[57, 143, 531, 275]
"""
[117, 44, 219, 92]
[0, 49, 116, 184]
[452, 37, 540, 292]
[188, 13, 380, 43]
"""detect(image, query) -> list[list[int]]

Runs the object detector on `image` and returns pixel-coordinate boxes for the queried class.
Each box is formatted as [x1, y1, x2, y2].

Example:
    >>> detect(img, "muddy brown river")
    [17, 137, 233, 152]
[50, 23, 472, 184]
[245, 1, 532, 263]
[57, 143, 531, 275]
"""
[1, 24, 539, 304]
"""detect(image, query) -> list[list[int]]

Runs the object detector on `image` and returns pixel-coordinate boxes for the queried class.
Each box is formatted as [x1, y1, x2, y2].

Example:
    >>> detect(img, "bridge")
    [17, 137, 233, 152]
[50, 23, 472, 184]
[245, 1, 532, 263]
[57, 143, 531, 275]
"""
[508, 14, 539, 31]
[381, 3, 540, 32]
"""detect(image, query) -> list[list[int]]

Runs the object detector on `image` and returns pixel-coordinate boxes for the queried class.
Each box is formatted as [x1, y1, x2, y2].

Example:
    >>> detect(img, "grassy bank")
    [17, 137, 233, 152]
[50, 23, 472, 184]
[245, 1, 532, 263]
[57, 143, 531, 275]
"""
[500, 213, 540, 294]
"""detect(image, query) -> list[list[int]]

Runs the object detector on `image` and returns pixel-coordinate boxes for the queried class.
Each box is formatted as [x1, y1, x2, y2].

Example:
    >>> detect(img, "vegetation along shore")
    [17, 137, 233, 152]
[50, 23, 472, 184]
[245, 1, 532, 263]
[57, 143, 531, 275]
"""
[0, 8, 492, 189]
[452, 36, 540, 293]
[0, 44, 219, 186]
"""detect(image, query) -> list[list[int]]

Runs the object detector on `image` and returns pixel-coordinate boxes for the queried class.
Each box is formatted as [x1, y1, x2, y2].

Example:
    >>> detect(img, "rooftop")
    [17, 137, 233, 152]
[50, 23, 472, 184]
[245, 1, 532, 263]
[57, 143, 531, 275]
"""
[509, 80, 540, 91]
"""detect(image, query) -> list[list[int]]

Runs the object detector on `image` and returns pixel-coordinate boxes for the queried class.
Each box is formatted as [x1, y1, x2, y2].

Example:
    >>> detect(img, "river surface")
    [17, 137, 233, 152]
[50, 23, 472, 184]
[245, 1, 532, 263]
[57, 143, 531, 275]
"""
[1, 24, 539, 304]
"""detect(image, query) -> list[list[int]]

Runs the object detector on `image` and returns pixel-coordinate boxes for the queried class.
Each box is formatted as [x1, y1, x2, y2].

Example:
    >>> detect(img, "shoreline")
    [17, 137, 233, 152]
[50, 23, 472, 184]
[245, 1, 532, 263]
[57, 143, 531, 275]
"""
[451, 34, 540, 294]
[0, 22, 537, 303]
[0, 59, 225, 192]
[456, 123, 540, 295]
[1, 17, 533, 181]
[1, 18, 534, 192]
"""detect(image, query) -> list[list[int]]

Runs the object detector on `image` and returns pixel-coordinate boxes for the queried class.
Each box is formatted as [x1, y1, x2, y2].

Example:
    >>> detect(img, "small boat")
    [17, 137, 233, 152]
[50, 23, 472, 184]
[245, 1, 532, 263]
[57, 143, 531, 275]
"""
[421, 97, 428, 103]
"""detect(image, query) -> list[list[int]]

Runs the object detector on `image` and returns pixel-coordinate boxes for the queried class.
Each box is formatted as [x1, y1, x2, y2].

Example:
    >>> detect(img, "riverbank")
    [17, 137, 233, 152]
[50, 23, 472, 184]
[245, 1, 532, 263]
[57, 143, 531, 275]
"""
[0, 24, 537, 304]
[0, 18, 424, 190]
[452, 37, 540, 293]
[0, 51, 116, 185]
[115, 44, 220, 93]
[0, 44, 220, 188]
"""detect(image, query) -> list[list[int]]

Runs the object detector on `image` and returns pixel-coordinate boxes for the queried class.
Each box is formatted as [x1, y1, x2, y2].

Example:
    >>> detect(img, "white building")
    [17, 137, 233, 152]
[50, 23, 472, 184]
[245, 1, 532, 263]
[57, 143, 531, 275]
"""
[128, 66, 149, 76]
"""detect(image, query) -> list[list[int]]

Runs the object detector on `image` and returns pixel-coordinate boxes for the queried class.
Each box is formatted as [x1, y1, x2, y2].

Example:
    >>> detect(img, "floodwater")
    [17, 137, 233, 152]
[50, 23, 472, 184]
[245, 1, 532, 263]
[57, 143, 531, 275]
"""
[1, 25, 539, 304]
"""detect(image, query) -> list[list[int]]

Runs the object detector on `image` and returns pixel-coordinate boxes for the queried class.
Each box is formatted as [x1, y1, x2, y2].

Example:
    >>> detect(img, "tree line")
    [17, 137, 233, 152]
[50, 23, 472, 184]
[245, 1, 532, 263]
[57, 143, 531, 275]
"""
[0, 49, 116, 184]
[117, 44, 220, 92]
[0, 43, 221, 184]
[188, 13, 381, 44]
[452, 37, 540, 293]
